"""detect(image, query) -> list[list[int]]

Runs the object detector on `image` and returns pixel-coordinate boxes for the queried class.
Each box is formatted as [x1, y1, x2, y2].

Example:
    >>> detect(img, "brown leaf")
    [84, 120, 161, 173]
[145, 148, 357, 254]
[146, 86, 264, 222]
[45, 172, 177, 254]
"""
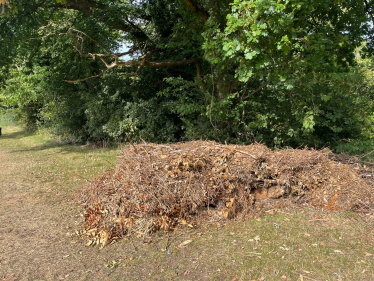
[178, 240, 192, 248]
[226, 198, 235, 207]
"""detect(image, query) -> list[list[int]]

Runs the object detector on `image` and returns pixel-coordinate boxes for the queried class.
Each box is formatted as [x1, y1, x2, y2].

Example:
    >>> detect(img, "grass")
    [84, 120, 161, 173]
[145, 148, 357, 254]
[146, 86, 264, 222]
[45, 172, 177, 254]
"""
[0, 125, 373, 281]
[0, 125, 118, 191]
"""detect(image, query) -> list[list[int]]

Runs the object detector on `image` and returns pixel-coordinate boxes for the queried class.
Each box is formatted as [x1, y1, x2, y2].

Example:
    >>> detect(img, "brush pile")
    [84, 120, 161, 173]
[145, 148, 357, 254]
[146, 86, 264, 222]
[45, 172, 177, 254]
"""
[74, 141, 373, 246]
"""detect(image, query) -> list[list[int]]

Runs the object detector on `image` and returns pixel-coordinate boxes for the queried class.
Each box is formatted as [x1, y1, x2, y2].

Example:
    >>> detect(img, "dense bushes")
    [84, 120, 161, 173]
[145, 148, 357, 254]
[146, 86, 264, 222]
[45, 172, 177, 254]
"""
[0, 0, 373, 152]
[1, 55, 374, 150]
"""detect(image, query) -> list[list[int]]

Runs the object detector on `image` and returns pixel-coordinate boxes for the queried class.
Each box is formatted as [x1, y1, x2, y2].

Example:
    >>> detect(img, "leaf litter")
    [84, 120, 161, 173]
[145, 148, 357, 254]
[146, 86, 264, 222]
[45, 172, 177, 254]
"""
[73, 141, 374, 245]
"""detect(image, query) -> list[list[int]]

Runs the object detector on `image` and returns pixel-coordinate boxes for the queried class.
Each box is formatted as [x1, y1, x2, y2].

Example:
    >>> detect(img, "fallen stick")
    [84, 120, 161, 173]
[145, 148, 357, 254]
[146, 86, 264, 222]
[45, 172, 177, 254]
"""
[293, 271, 321, 281]
[234, 149, 257, 159]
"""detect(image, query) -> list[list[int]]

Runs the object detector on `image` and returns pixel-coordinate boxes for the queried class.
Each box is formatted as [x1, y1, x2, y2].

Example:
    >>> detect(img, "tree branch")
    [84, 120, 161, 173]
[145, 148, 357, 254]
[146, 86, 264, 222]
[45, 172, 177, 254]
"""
[64, 57, 202, 83]
[63, 69, 107, 83]
[233, 81, 270, 105]
[65, 29, 202, 83]
[248, 81, 271, 96]
[45, 0, 149, 39]
[183, 0, 209, 22]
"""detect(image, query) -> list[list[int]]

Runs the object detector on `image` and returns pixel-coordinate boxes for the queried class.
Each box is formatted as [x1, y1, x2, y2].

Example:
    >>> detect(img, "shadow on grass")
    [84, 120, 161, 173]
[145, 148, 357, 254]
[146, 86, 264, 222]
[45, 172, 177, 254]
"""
[0, 128, 34, 140]
[1, 127, 118, 154]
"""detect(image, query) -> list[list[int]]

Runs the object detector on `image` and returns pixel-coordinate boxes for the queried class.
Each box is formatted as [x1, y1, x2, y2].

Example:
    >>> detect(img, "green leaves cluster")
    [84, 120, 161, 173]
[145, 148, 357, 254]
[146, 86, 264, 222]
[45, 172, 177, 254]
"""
[0, 0, 373, 149]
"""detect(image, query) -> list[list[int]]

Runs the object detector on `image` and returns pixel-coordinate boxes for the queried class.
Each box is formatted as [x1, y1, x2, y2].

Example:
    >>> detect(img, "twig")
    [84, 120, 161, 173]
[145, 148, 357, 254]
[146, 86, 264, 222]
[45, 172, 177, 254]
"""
[140, 137, 147, 144]
[209, 66, 215, 129]
[276, 155, 284, 165]
[234, 149, 257, 159]
[238, 185, 249, 202]
[105, 159, 116, 168]
[140, 146, 151, 160]
[244, 252, 262, 255]
[180, 173, 193, 216]
[359, 149, 374, 159]
[248, 81, 271, 96]
[165, 233, 183, 250]
[125, 133, 138, 153]
[292, 271, 321, 281]
[157, 145, 179, 150]
[358, 199, 374, 212]
[70, 171, 90, 181]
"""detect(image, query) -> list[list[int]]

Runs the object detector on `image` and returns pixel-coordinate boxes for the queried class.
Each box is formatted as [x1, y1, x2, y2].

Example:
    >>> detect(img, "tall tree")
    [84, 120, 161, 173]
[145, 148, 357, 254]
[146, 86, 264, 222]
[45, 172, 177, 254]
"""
[0, 0, 373, 145]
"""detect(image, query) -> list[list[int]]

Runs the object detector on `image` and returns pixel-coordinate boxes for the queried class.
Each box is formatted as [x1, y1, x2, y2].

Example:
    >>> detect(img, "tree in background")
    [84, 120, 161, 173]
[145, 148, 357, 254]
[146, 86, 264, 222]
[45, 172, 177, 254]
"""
[0, 0, 373, 148]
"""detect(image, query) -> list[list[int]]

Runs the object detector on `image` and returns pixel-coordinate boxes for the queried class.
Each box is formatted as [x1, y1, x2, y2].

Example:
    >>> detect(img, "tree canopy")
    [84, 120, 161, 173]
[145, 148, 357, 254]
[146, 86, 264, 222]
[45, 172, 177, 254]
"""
[1, 0, 374, 148]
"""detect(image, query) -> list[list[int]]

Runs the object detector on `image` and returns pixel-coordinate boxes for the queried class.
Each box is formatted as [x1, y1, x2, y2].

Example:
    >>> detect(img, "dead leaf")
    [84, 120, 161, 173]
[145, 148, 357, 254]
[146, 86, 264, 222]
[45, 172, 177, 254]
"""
[320, 242, 325, 246]
[226, 198, 235, 207]
[365, 252, 373, 257]
[181, 219, 188, 225]
[178, 240, 192, 248]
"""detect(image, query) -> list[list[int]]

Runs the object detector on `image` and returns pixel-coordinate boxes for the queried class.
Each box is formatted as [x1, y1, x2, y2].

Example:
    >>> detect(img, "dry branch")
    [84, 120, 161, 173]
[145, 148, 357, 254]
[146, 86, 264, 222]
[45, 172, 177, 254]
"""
[74, 141, 374, 245]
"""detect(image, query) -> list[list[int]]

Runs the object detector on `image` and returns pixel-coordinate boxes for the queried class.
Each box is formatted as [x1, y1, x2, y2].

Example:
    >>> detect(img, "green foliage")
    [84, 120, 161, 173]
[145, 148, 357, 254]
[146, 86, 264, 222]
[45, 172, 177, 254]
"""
[335, 139, 374, 161]
[0, 108, 17, 126]
[0, 0, 373, 151]
[206, 0, 367, 83]
[162, 54, 374, 147]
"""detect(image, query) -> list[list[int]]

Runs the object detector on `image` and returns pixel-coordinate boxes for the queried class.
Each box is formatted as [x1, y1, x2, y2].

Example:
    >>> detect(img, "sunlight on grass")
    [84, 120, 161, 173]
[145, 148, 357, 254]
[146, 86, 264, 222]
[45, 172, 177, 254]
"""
[0, 125, 119, 196]
[0, 125, 373, 281]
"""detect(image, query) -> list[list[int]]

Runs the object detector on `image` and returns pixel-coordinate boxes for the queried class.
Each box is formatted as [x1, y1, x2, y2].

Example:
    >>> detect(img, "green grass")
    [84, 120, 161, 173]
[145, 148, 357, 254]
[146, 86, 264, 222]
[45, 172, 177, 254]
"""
[0, 125, 373, 281]
[0, 126, 119, 201]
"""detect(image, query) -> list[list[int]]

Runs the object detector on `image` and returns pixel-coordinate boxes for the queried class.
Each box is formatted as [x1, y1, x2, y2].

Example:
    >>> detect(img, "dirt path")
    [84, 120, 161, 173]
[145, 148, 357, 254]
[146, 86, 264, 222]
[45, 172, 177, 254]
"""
[1, 142, 84, 280]
[0, 128, 209, 281]
[0, 129, 130, 281]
